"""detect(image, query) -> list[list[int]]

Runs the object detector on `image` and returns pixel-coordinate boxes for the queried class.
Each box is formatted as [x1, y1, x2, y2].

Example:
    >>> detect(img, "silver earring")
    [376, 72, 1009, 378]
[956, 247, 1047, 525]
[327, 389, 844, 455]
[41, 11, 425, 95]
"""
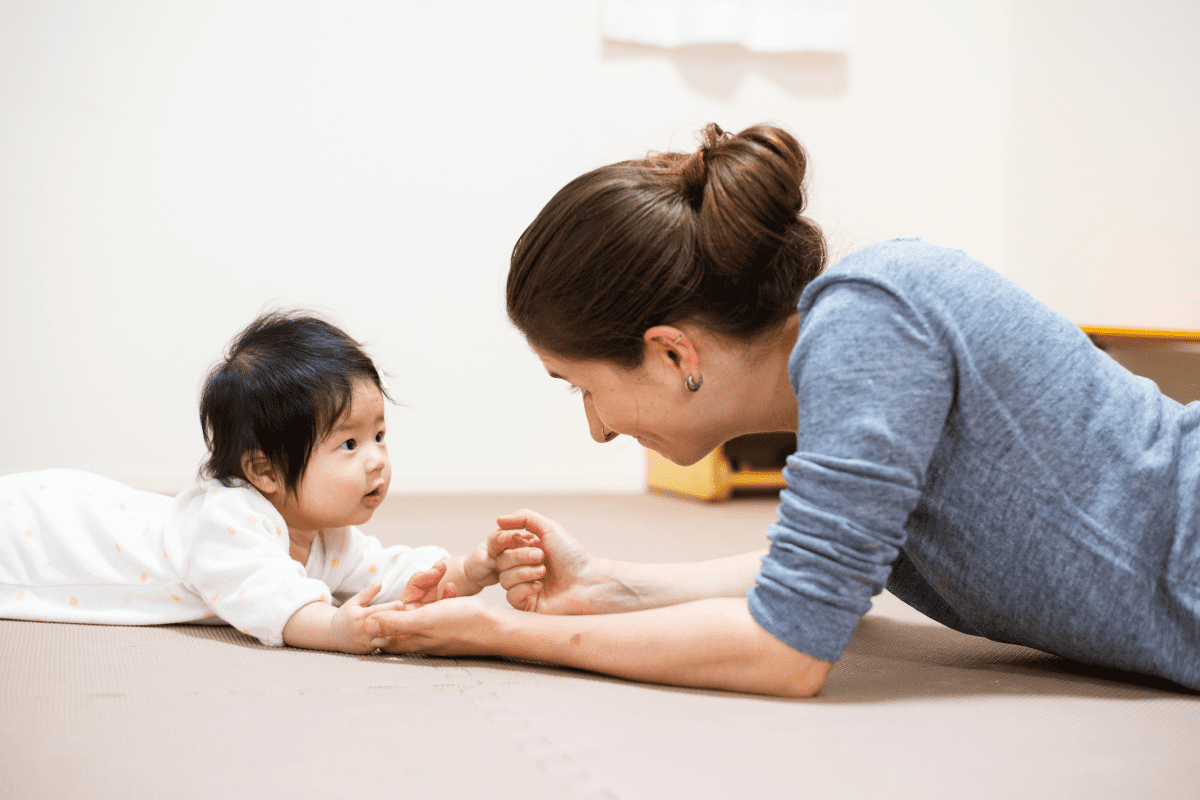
[673, 334, 683, 345]
[685, 374, 703, 392]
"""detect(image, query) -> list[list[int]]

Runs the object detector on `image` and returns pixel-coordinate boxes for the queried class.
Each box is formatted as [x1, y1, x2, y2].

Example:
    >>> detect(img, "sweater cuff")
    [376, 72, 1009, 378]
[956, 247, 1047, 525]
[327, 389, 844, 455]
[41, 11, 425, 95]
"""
[748, 578, 864, 663]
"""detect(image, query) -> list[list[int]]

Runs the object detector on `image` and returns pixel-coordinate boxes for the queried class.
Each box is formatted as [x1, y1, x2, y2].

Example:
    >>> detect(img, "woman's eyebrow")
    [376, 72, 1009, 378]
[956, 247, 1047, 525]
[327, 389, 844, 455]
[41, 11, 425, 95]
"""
[547, 371, 565, 380]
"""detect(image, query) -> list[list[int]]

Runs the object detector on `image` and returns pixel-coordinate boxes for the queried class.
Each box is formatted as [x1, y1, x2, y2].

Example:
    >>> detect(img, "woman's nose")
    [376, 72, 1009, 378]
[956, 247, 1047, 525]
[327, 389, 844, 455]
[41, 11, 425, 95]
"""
[583, 394, 611, 444]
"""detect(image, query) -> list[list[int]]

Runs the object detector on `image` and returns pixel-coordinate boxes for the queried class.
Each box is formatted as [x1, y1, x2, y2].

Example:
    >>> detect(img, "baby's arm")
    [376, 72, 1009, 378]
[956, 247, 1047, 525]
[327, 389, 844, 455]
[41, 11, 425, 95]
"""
[433, 530, 544, 599]
[283, 583, 396, 654]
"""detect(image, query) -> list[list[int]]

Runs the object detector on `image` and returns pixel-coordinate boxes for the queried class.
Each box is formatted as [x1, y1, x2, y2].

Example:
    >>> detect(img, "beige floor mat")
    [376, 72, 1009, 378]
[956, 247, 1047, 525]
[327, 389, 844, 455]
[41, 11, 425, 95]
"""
[3, 493, 1197, 799]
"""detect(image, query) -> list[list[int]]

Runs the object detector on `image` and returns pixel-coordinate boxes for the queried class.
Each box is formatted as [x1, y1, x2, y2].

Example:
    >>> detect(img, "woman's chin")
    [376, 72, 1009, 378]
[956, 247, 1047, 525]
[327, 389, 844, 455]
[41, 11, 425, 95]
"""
[646, 440, 712, 468]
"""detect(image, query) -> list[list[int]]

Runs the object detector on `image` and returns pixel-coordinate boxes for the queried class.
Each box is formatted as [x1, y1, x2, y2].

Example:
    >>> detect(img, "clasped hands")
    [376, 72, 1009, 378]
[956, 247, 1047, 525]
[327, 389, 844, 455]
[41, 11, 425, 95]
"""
[356, 509, 600, 654]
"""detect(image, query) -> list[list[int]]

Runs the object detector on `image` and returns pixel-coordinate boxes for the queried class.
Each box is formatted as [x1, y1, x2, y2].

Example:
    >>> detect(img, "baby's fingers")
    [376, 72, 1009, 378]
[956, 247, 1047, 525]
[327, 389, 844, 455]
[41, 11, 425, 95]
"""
[401, 563, 447, 603]
[487, 528, 540, 557]
[345, 582, 383, 608]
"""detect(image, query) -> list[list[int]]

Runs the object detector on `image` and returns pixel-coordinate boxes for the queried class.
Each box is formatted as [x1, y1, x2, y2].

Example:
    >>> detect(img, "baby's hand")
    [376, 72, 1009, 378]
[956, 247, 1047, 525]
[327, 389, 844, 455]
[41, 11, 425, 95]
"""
[463, 529, 544, 592]
[330, 582, 393, 653]
[484, 528, 546, 611]
[398, 560, 457, 610]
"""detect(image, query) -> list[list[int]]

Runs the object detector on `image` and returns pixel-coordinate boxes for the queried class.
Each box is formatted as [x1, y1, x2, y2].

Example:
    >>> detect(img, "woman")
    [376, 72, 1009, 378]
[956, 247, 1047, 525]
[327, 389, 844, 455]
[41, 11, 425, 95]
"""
[368, 123, 1200, 697]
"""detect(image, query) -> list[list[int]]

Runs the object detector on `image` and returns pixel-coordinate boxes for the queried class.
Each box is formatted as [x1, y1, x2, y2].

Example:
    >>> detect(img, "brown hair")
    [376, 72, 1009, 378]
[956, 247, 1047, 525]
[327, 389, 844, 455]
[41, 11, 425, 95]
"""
[507, 123, 826, 368]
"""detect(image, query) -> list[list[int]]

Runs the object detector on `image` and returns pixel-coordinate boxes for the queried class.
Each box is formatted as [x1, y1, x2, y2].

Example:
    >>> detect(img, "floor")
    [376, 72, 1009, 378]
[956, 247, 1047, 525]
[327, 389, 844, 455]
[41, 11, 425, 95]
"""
[3, 492, 1198, 799]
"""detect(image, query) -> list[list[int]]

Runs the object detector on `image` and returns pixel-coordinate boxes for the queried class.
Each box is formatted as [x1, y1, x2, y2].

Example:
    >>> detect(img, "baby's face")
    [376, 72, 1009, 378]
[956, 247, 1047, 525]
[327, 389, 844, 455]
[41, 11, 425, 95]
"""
[279, 380, 391, 533]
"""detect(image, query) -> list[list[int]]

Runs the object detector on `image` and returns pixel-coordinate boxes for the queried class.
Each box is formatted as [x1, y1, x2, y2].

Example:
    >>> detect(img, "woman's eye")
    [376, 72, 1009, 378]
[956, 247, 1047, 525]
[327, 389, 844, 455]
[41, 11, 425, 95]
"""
[340, 439, 357, 451]
[567, 384, 584, 395]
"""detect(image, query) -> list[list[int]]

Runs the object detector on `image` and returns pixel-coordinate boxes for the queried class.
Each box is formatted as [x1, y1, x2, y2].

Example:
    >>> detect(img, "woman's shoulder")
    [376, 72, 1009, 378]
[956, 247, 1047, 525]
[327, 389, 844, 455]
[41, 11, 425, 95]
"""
[823, 238, 984, 283]
[801, 238, 1016, 316]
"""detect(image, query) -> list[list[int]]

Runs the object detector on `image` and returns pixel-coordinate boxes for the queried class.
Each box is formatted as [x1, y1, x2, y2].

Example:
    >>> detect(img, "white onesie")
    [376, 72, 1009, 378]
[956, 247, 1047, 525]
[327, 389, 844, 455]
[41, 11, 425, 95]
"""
[0, 469, 450, 646]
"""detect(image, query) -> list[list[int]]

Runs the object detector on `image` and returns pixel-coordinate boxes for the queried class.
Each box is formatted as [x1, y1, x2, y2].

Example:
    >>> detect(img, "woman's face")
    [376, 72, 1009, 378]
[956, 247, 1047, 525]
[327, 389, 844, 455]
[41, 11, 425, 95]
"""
[533, 346, 721, 466]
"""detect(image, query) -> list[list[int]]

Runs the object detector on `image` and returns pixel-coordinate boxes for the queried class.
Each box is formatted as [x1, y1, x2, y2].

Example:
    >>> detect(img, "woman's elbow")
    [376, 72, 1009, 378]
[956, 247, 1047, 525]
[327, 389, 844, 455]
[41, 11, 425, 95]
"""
[764, 661, 830, 698]
[787, 664, 830, 698]
[749, 639, 832, 698]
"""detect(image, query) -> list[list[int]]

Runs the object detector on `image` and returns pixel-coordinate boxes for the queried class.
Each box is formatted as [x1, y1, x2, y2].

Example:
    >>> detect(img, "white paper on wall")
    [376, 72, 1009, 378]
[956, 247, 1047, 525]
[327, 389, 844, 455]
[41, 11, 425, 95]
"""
[601, 0, 855, 53]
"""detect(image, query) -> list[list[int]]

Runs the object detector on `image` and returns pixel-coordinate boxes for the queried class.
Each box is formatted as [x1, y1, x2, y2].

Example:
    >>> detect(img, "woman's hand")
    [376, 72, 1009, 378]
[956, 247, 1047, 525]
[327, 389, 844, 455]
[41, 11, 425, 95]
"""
[494, 509, 631, 615]
[366, 597, 496, 656]
[431, 530, 545, 601]
[494, 508, 767, 615]
[462, 528, 543, 592]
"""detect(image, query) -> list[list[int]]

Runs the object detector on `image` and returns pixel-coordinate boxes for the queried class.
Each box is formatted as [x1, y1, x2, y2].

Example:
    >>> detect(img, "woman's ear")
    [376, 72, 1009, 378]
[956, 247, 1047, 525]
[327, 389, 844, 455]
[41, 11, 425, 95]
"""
[240, 450, 282, 497]
[644, 324, 699, 376]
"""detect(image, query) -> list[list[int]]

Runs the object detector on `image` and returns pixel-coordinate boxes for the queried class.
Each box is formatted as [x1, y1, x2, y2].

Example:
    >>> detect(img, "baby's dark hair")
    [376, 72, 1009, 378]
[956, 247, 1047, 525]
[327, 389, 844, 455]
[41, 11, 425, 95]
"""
[199, 310, 388, 495]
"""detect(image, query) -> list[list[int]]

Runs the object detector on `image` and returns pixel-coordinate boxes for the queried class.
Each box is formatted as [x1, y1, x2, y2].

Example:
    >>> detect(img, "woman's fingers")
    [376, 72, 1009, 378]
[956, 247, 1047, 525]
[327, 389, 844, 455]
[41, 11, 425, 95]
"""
[367, 598, 489, 654]
[498, 563, 547, 591]
[495, 508, 562, 539]
[369, 600, 404, 613]
[494, 545, 543, 573]
[366, 612, 406, 637]
[372, 633, 419, 651]
[506, 580, 541, 611]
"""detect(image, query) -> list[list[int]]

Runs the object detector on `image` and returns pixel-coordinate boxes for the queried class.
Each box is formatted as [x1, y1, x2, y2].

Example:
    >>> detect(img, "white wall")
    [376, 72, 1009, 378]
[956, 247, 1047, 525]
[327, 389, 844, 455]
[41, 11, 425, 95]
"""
[1006, 0, 1200, 328]
[0, 1, 1192, 493]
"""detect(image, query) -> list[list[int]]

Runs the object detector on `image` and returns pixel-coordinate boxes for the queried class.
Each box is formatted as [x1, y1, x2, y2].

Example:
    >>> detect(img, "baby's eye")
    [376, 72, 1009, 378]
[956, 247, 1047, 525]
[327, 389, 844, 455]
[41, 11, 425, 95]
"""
[340, 439, 357, 451]
[375, 431, 385, 444]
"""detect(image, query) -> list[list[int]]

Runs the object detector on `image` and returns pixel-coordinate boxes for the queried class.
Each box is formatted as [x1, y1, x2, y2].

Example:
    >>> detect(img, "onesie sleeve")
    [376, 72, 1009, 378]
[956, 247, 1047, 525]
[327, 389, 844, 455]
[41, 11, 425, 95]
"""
[178, 484, 333, 647]
[316, 526, 451, 607]
[747, 278, 956, 662]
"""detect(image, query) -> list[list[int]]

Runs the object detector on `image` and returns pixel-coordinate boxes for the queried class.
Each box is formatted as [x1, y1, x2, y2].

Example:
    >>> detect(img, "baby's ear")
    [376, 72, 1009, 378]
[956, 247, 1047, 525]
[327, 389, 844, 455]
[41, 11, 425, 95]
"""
[240, 450, 282, 496]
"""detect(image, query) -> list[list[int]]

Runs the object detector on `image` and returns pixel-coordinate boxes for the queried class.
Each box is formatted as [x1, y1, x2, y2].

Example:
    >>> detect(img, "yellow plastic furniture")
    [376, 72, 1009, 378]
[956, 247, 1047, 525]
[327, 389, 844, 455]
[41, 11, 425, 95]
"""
[647, 436, 790, 502]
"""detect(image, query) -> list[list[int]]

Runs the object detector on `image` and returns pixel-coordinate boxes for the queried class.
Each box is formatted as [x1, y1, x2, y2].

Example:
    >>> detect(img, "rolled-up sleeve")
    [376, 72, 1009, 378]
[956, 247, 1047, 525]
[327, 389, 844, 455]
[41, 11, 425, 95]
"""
[748, 277, 956, 661]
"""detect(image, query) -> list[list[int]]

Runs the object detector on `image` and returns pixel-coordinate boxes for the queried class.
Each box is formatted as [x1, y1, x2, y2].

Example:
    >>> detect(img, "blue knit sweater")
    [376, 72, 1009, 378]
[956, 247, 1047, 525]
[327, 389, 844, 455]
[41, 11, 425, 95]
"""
[748, 239, 1200, 690]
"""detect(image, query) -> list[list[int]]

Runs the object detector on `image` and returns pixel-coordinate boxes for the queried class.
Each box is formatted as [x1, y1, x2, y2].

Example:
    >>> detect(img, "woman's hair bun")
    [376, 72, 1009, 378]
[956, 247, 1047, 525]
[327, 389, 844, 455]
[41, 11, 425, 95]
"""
[507, 121, 825, 369]
[678, 123, 732, 209]
[688, 123, 810, 281]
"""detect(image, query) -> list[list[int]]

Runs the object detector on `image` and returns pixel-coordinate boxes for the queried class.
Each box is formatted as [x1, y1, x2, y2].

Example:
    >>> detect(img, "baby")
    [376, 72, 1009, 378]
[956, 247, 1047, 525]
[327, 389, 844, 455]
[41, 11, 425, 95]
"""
[0, 310, 540, 653]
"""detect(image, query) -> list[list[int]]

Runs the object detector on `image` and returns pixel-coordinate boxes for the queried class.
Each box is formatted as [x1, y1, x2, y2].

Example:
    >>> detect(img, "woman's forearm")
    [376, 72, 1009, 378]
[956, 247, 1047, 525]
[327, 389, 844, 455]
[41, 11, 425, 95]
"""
[584, 549, 767, 613]
[474, 596, 829, 697]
